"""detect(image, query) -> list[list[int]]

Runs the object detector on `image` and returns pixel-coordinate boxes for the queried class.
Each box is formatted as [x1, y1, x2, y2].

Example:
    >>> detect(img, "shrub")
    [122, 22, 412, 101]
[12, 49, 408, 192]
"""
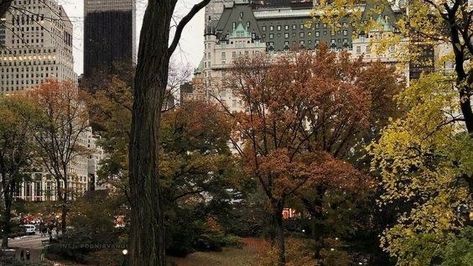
[257, 237, 315, 266]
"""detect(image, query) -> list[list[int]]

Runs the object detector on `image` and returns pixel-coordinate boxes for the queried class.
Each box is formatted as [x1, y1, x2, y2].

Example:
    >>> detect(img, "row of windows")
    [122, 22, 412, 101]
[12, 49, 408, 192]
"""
[11, 38, 44, 44]
[15, 0, 45, 5]
[266, 40, 350, 49]
[261, 22, 349, 32]
[1, 70, 57, 78]
[12, 14, 45, 26]
[1, 78, 50, 86]
[0, 48, 56, 54]
[0, 61, 58, 67]
[262, 24, 306, 32]
[264, 29, 349, 40]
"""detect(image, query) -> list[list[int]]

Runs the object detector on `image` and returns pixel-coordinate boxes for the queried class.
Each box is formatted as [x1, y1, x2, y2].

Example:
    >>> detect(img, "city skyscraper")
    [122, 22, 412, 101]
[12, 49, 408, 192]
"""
[0, 0, 77, 93]
[84, 0, 136, 78]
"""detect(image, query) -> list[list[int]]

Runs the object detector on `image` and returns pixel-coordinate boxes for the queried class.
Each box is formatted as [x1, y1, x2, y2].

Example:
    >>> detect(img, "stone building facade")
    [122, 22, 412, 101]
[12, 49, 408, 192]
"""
[183, 0, 411, 111]
[15, 127, 104, 202]
[0, 0, 76, 93]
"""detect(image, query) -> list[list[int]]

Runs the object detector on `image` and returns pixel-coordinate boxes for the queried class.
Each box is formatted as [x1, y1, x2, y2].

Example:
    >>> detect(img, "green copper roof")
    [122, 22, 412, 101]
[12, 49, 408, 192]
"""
[376, 14, 393, 32]
[195, 57, 205, 74]
[230, 22, 251, 38]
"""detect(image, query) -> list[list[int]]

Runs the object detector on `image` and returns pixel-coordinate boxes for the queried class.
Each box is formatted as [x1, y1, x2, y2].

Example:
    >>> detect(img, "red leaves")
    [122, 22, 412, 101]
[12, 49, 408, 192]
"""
[230, 44, 393, 201]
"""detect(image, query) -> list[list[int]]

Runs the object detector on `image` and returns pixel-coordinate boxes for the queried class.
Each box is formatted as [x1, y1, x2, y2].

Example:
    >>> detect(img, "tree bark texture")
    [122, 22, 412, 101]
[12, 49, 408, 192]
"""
[128, 2, 175, 266]
[128, 1, 211, 264]
[446, 7, 473, 134]
[1, 190, 12, 248]
[274, 206, 286, 266]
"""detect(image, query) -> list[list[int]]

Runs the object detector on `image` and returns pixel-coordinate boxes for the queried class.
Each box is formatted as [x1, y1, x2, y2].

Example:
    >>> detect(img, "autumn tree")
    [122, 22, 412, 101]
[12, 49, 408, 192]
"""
[371, 73, 473, 264]
[0, 94, 38, 248]
[128, 1, 211, 264]
[227, 46, 398, 265]
[159, 101, 246, 255]
[86, 63, 190, 197]
[87, 75, 133, 195]
[28, 80, 90, 234]
[317, 0, 473, 135]
[86, 69, 243, 258]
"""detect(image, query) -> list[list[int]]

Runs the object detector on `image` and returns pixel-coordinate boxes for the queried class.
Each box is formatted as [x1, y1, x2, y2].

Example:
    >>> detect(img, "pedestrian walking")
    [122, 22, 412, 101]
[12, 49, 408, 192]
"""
[48, 228, 52, 241]
[40, 249, 45, 262]
[39, 222, 44, 237]
[25, 249, 30, 261]
[20, 249, 24, 261]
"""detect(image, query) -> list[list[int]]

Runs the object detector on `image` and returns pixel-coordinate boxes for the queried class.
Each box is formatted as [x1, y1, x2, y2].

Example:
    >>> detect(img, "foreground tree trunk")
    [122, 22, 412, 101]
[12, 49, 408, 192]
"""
[128, 3, 170, 265]
[1, 191, 12, 248]
[56, 180, 68, 235]
[61, 188, 68, 235]
[128, 1, 209, 265]
[271, 202, 285, 266]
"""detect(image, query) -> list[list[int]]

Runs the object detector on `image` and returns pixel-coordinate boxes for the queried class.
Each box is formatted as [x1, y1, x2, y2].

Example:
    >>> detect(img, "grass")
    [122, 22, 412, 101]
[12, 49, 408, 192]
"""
[170, 238, 268, 266]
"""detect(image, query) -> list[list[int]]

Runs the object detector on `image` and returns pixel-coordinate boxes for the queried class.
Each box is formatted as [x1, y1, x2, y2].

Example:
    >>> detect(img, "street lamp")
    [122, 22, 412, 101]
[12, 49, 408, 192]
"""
[122, 249, 128, 266]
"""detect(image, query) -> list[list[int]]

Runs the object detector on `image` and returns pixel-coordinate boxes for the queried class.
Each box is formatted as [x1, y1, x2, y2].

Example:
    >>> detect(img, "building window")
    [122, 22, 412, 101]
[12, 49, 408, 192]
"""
[277, 25, 281, 31]
[343, 30, 348, 36]
[300, 32, 305, 38]
[315, 31, 320, 37]
[262, 25, 266, 31]
[270, 25, 274, 31]
[285, 25, 289, 30]
[269, 33, 274, 39]
[284, 33, 289, 38]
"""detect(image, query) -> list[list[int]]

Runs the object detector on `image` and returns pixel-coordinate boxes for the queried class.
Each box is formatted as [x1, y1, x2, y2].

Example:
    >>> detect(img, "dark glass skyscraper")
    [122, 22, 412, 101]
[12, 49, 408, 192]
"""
[84, 0, 136, 77]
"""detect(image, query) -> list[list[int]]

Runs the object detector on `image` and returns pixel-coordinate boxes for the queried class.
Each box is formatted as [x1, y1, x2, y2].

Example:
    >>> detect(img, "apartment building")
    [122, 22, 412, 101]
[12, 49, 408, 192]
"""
[0, 0, 77, 93]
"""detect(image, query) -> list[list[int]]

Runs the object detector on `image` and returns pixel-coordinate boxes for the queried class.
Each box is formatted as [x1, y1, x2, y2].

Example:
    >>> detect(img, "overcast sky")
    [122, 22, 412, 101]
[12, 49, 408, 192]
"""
[59, 0, 205, 75]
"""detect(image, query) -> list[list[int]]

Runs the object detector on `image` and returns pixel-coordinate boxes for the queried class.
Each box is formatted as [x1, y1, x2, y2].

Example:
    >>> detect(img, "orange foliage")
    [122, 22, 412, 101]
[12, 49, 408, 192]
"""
[230, 45, 391, 202]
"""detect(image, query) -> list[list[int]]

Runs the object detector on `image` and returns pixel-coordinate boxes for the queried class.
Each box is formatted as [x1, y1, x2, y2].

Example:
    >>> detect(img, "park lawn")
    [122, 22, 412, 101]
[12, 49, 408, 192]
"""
[170, 238, 268, 266]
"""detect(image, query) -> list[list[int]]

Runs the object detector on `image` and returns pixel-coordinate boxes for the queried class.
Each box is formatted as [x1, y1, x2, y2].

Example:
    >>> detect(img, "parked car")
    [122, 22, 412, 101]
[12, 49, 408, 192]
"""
[20, 224, 36, 235]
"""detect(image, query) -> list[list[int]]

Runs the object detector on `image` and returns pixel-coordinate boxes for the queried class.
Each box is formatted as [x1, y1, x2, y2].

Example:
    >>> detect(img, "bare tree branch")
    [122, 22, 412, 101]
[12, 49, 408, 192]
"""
[168, 0, 211, 55]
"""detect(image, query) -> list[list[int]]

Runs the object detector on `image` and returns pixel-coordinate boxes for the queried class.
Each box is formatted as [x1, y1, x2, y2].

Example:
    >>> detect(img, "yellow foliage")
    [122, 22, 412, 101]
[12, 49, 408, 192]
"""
[370, 72, 473, 263]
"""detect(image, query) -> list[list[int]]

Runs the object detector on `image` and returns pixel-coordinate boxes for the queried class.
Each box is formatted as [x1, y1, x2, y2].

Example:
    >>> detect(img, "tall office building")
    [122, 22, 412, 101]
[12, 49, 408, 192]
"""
[84, 0, 136, 78]
[0, 0, 77, 93]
